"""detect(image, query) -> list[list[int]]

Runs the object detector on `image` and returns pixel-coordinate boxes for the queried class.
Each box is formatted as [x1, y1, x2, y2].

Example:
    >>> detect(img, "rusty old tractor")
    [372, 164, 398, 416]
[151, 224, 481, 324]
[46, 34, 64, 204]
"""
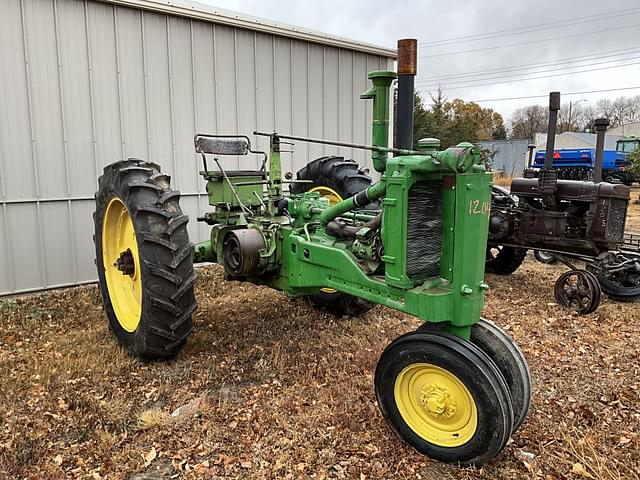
[486, 93, 639, 313]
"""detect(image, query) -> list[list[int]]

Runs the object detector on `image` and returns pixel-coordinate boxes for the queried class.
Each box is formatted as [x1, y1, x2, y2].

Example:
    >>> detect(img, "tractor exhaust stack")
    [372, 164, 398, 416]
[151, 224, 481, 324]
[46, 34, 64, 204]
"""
[593, 117, 610, 183]
[538, 92, 561, 197]
[395, 39, 417, 151]
[544, 92, 561, 171]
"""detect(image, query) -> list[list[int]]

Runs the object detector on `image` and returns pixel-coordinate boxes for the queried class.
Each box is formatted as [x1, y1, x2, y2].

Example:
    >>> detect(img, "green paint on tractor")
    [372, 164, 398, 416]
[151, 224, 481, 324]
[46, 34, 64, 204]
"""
[193, 71, 492, 340]
[95, 51, 531, 467]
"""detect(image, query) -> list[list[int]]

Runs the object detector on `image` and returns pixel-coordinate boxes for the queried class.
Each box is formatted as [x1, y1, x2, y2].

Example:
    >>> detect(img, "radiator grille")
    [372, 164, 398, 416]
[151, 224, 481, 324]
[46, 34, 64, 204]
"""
[406, 180, 443, 282]
[607, 198, 627, 241]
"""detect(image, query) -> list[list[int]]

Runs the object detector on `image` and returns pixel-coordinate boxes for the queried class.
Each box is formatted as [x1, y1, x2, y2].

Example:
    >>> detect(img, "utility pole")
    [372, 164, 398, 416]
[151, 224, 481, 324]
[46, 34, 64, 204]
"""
[567, 99, 587, 132]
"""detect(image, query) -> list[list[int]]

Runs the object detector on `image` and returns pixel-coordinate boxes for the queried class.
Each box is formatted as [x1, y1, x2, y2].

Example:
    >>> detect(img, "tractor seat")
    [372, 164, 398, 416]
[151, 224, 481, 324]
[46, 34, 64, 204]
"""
[206, 170, 266, 179]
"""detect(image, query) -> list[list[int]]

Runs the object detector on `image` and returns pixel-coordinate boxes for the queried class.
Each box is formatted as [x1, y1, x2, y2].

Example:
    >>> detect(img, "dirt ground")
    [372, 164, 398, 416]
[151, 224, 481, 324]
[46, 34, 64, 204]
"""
[1, 201, 639, 480]
[626, 187, 640, 231]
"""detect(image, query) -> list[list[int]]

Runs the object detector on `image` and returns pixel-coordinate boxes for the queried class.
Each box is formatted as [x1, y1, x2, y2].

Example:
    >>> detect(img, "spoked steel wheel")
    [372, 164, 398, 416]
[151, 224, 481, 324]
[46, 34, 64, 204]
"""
[375, 331, 513, 466]
[588, 252, 640, 302]
[553, 269, 601, 314]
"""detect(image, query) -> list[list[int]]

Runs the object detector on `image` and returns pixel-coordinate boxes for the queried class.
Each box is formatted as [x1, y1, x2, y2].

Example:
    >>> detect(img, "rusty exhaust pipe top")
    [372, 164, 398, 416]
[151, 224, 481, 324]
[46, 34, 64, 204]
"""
[395, 39, 417, 152]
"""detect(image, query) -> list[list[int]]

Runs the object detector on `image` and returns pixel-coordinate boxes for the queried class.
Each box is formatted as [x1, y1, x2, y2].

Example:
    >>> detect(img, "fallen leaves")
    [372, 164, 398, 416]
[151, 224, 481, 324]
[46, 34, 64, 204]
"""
[1, 200, 640, 478]
[143, 447, 157, 468]
[571, 462, 594, 478]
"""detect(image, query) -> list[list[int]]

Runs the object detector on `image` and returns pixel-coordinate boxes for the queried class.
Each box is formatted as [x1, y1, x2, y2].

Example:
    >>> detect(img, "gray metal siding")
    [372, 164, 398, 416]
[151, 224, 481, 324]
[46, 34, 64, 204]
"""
[0, 0, 392, 295]
[477, 139, 533, 177]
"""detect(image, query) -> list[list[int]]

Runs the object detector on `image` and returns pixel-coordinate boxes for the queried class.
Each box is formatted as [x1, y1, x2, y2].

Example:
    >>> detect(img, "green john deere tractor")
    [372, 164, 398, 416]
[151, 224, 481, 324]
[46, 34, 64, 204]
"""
[93, 40, 531, 467]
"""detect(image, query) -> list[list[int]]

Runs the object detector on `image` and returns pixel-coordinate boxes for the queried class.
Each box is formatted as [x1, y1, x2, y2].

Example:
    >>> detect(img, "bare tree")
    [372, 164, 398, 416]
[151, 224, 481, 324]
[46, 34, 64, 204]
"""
[592, 96, 640, 126]
[596, 98, 614, 122]
[558, 102, 584, 133]
[576, 105, 596, 132]
[510, 105, 548, 139]
[626, 95, 640, 123]
[610, 97, 630, 126]
[506, 94, 640, 138]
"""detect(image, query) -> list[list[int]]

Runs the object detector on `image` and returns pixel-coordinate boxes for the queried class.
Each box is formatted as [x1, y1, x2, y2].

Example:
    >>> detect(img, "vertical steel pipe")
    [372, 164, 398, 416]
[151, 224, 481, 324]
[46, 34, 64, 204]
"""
[395, 39, 417, 151]
[544, 91, 561, 171]
[593, 117, 610, 183]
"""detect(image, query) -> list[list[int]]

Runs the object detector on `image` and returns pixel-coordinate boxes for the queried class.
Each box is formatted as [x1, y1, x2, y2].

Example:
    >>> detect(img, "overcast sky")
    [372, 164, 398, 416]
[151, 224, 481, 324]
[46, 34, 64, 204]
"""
[196, 0, 639, 124]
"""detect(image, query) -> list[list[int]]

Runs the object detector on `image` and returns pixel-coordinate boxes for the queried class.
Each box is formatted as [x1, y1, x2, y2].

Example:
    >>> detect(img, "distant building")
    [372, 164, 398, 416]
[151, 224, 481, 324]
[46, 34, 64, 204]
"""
[534, 132, 622, 150]
[608, 122, 640, 137]
[479, 131, 628, 178]
[477, 139, 532, 176]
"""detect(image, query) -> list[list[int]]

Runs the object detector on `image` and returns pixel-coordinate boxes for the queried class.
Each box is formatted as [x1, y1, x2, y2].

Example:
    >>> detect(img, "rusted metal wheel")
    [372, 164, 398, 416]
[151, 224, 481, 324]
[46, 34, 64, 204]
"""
[588, 252, 640, 302]
[553, 269, 601, 314]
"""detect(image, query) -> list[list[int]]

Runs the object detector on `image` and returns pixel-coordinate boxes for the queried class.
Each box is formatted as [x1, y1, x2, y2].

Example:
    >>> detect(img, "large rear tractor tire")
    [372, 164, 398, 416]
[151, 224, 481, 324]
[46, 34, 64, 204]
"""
[290, 156, 375, 316]
[94, 159, 197, 360]
[375, 331, 514, 466]
[485, 245, 527, 275]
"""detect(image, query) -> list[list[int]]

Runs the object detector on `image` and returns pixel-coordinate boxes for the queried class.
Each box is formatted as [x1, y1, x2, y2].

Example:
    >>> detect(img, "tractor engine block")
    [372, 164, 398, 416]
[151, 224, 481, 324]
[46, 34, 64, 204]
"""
[489, 178, 630, 256]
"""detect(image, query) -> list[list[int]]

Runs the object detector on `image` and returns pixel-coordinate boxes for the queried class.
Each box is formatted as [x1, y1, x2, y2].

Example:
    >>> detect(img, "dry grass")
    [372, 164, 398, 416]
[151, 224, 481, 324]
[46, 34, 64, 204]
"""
[1, 204, 640, 479]
[626, 186, 640, 231]
[492, 174, 513, 187]
[137, 409, 173, 431]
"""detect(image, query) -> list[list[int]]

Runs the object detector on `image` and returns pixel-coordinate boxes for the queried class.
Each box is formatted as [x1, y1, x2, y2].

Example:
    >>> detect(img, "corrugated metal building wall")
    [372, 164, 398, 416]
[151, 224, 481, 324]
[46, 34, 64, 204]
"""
[0, 0, 395, 295]
[477, 139, 533, 177]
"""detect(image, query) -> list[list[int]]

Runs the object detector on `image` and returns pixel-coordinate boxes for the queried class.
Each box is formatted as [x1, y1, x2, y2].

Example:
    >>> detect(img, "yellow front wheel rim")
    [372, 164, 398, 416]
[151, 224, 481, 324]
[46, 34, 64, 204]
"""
[309, 186, 343, 294]
[102, 197, 142, 332]
[394, 363, 478, 447]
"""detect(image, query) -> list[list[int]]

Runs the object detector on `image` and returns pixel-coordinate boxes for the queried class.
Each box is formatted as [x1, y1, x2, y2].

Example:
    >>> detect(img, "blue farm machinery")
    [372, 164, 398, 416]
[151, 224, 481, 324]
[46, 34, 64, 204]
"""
[531, 141, 634, 185]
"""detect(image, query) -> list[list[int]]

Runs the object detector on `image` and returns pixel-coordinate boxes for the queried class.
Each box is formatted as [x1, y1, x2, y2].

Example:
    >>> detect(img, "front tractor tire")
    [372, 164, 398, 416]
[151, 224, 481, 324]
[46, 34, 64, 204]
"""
[469, 319, 531, 433]
[375, 331, 514, 466]
[418, 318, 532, 434]
[94, 159, 197, 360]
[290, 156, 375, 316]
[485, 245, 527, 275]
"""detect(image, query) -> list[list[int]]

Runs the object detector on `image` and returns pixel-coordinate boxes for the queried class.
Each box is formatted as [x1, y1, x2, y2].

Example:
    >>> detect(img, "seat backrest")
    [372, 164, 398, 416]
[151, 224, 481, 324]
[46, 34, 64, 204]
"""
[194, 135, 249, 156]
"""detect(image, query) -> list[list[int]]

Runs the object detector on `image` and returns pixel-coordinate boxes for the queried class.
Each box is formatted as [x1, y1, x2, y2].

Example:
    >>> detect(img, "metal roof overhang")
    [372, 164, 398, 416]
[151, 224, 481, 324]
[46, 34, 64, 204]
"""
[97, 0, 397, 58]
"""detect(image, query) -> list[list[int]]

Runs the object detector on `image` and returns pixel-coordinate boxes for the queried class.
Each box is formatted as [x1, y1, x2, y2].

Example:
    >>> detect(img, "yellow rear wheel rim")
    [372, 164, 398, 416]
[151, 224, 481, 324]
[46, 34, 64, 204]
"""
[309, 185, 343, 206]
[394, 363, 478, 447]
[309, 186, 343, 294]
[102, 197, 142, 332]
